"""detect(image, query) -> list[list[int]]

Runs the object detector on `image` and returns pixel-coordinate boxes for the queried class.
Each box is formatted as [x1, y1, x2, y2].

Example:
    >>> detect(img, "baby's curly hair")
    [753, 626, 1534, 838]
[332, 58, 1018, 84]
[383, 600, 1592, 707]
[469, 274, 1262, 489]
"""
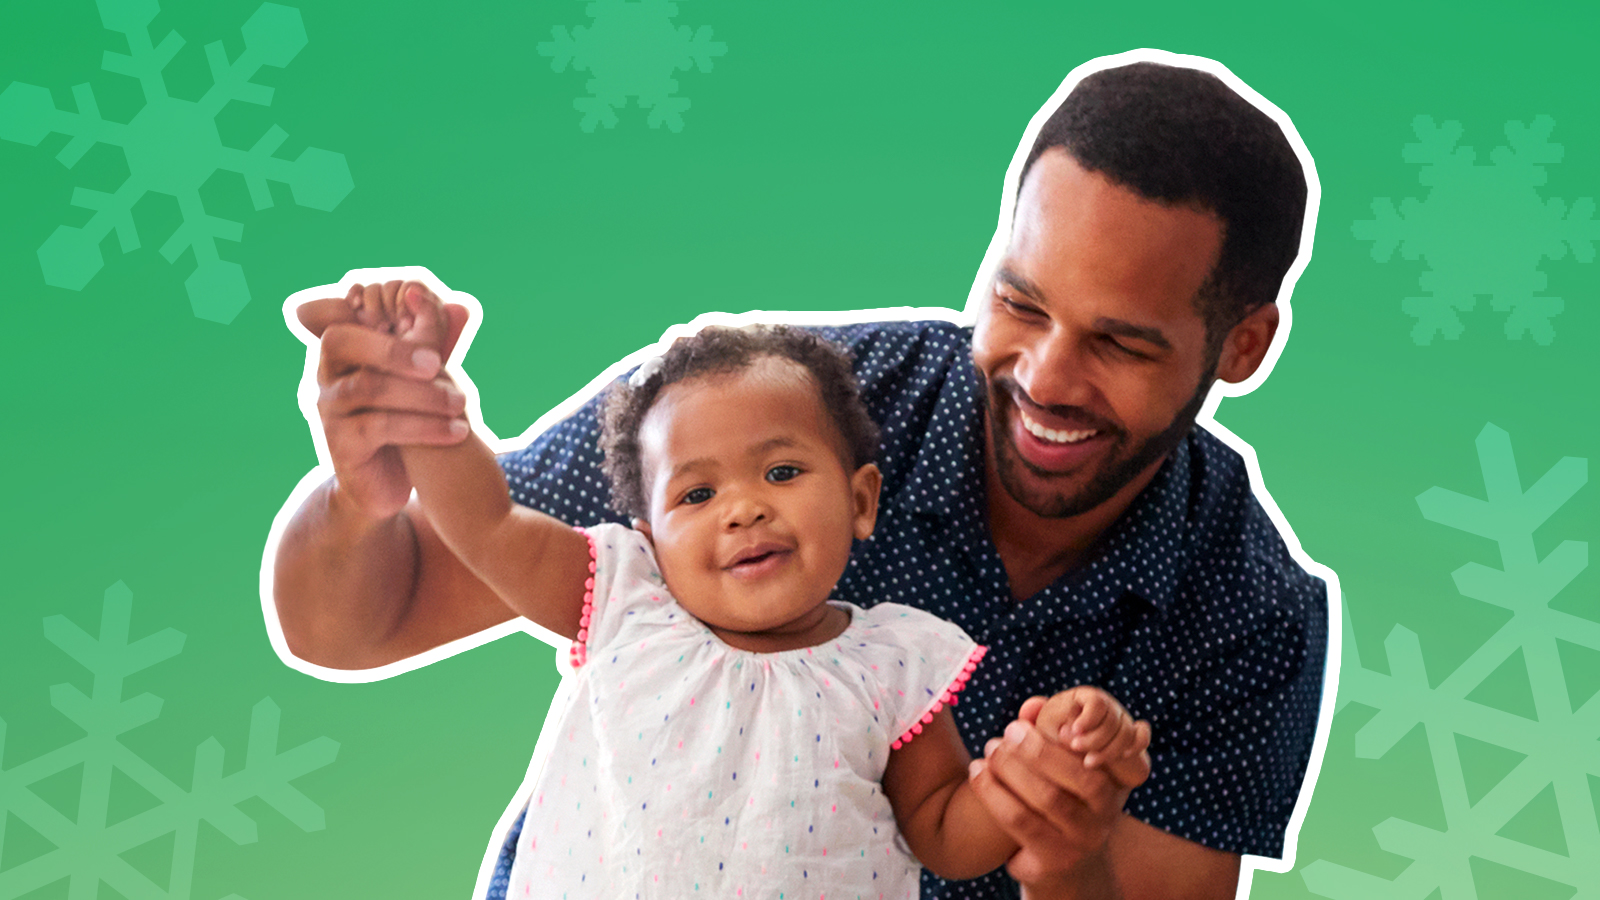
[600, 325, 880, 519]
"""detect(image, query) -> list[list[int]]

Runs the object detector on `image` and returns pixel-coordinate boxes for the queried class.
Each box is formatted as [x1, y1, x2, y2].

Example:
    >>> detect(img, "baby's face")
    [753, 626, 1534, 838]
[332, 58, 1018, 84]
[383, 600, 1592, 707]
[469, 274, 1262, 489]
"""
[635, 357, 879, 643]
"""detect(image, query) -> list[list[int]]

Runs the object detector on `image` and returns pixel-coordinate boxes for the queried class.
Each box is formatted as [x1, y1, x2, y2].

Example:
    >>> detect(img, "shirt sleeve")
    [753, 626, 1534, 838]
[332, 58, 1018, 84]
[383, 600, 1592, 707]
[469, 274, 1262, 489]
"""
[1124, 551, 1328, 859]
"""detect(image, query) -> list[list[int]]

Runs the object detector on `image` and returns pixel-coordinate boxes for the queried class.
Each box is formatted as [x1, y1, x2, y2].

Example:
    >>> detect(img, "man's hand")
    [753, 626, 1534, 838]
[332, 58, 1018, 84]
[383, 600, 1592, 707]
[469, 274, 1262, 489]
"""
[968, 693, 1136, 897]
[276, 279, 519, 670]
[298, 281, 472, 520]
[969, 691, 1238, 900]
[1037, 688, 1151, 788]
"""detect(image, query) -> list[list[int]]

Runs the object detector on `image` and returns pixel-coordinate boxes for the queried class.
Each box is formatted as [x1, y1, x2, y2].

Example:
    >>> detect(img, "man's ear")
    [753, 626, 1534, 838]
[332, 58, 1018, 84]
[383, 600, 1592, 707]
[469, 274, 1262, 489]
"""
[632, 517, 653, 543]
[1214, 302, 1280, 385]
[851, 463, 882, 540]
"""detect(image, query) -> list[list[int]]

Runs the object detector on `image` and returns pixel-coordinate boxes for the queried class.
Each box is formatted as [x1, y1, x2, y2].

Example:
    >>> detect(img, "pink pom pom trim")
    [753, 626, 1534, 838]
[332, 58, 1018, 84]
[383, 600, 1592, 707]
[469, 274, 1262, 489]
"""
[568, 529, 599, 669]
[890, 645, 986, 750]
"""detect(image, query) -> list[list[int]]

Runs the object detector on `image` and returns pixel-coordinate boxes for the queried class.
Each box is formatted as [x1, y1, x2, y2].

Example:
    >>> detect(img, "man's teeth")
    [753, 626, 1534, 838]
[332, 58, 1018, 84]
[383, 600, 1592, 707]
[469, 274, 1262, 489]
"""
[1020, 410, 1098, 444]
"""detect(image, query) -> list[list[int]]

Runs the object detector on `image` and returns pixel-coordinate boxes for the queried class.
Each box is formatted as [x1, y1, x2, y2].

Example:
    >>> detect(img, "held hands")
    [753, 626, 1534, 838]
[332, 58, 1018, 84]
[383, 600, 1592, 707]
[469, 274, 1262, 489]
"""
[968, 687, 1151, 894]
[1039, 687, 1151, 787]
[349, 278, 450, 352]
[297, 281, 472, 520]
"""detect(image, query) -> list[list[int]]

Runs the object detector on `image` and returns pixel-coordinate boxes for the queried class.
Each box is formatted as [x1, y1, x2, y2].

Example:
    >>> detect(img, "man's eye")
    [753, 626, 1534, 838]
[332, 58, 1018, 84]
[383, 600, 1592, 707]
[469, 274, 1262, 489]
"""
[997, 293, 1040, 317]
[683, 487, 714, 505]
[766, 465, 802, 483]
[1102, 337, 1148, 360]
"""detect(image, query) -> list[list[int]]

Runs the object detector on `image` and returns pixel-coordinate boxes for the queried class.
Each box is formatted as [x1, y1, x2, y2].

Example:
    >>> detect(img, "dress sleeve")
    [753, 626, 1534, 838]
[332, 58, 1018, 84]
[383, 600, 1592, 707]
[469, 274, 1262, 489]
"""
[564, 523, 662, 673]
[856, 604, 987, 750]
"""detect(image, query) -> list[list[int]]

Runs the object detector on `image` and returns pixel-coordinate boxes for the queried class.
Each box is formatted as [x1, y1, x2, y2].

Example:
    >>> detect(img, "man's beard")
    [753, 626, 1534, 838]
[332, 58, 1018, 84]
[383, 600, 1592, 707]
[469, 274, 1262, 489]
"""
[981, 369, 1213, 519]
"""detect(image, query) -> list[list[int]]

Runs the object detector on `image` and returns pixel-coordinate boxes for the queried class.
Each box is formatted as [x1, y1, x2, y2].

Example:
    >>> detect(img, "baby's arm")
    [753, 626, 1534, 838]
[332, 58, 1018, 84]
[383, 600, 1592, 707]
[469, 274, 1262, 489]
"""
[882, 708, 1018, 880]
[360, 282, 589, 640]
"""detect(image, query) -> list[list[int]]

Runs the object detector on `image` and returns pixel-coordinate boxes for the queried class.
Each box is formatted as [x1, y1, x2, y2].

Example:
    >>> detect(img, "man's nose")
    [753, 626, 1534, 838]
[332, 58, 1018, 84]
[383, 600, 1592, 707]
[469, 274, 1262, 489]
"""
[1016, 327, 1091, 411]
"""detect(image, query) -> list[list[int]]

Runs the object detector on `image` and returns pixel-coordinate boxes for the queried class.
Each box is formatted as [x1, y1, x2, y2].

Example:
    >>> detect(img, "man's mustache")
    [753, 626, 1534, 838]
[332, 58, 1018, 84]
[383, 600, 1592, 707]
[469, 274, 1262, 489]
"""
[988, 375, 1122, 439]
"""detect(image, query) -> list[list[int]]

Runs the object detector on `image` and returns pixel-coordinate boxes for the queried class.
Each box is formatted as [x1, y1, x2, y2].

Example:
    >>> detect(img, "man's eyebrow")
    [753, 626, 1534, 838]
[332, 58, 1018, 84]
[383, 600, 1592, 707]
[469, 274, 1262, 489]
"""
[1093, 317, 1172, 351]
[994, 266, 1044, 301]
[995, 266, 1173, 351]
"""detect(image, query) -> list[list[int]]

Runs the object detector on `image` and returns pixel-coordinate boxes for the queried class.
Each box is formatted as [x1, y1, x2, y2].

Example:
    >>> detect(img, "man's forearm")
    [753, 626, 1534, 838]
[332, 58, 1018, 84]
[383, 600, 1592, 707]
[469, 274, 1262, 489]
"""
[273, 478, 421, 669]
[1019, 852, 1120, 900]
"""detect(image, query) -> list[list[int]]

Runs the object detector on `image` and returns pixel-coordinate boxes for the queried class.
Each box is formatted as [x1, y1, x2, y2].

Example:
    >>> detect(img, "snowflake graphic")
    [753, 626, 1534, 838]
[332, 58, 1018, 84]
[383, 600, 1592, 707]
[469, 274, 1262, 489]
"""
[1352, 116, 1599, 346]
[538, 0, 727, 132]
[0, 582, 338, 899]
[0, 0, 353, 324]
[1302, 424, 1594, 899]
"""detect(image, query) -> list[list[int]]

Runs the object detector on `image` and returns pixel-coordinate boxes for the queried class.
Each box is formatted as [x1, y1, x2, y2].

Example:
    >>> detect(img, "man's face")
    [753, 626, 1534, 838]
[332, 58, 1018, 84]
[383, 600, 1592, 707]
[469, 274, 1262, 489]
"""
[972, 149, 1225, 519]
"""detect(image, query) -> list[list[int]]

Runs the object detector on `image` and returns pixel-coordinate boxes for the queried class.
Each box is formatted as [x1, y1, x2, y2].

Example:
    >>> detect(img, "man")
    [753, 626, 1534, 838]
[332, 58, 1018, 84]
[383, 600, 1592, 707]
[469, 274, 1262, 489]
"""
[273, 56, 1329, 899]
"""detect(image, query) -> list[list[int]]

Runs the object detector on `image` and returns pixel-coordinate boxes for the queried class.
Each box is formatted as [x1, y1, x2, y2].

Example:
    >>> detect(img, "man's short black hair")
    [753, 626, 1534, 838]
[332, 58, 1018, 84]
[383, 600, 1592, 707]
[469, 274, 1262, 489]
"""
[599, 324, 880, 519]
[1021, 61, 1308, 346]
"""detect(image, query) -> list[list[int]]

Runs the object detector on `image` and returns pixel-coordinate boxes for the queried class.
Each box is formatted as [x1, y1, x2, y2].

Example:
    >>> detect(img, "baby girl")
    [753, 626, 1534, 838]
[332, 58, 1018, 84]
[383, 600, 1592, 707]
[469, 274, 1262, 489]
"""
[349, 281, 1151, 896]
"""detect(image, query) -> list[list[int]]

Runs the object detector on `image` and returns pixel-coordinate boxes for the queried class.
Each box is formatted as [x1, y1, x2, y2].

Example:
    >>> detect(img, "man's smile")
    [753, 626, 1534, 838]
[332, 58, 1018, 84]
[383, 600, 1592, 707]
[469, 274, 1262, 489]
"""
[991, 378, 1122, 477]
[1018, 409, 1098, 444]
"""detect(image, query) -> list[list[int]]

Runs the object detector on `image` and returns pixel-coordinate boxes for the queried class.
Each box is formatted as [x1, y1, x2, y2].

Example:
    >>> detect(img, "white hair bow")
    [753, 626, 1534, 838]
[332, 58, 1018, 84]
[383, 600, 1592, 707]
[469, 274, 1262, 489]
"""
[628, 355, 665, 388]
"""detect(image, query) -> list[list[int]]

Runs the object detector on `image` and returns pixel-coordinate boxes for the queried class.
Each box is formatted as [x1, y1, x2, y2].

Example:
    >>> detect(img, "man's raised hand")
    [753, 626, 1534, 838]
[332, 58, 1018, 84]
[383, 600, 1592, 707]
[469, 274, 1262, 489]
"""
[298, 280, 472, 520]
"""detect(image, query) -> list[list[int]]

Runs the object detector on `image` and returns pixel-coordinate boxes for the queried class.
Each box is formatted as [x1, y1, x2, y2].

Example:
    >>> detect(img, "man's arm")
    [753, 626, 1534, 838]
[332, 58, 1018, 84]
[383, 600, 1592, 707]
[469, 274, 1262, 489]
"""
[274, 283, 514, 669]
[1105, 818, 1239, 900]
[274, 489, 520, 668]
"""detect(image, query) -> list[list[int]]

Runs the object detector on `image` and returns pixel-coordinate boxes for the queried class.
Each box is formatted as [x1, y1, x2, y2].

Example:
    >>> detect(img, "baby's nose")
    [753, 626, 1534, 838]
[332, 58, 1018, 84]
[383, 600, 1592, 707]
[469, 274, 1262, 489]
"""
[722, 493, 770, 528]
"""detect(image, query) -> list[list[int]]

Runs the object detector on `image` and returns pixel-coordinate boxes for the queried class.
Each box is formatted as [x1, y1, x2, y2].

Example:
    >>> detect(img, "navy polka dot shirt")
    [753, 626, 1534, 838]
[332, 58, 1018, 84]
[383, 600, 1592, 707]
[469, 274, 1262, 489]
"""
[486, 320, 1328, 899]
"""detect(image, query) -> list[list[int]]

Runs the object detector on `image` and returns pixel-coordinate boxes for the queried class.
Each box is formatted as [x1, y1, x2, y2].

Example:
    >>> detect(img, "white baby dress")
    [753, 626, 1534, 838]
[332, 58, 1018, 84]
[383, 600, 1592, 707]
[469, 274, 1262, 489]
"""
[505, 523, 985, 900]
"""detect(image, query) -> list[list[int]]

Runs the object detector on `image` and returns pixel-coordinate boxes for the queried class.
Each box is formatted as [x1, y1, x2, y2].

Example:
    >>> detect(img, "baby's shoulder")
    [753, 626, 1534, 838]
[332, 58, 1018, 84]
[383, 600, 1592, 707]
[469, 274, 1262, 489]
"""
[582, 522, 661, 581]
[832, 601, 986, 746]
[837, 602, 980, 680]
[849, 601, 970, 640]
[569, 523, 678, 662]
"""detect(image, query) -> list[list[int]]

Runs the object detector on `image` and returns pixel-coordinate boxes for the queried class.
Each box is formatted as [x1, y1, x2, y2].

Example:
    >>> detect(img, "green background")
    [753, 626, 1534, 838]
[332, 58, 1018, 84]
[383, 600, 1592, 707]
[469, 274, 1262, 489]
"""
[2, 1, 1595, 898]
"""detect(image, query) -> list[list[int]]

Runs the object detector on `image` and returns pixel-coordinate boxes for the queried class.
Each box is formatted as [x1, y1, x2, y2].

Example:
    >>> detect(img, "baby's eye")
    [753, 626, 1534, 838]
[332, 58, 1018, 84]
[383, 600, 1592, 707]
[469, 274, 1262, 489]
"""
[766, 465, 802, 483]
[682, 487, 714, 505]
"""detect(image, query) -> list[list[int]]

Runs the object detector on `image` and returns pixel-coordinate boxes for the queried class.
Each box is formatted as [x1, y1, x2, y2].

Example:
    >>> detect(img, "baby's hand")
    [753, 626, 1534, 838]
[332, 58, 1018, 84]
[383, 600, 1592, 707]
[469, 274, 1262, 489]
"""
[347, 280, 449, 354]
[1027, 686, 1151, 789]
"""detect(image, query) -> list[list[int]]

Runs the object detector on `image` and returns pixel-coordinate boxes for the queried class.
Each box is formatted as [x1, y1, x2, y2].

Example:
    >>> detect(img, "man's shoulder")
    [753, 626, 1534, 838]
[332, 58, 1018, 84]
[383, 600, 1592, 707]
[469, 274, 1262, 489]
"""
[1182, 426, 1326, 616]
[809, 318, 972, 374]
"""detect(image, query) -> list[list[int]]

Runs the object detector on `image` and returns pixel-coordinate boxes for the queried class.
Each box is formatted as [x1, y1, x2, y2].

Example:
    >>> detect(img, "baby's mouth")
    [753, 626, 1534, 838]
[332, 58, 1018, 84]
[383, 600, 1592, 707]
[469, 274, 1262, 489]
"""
[724, 543, 793, 576]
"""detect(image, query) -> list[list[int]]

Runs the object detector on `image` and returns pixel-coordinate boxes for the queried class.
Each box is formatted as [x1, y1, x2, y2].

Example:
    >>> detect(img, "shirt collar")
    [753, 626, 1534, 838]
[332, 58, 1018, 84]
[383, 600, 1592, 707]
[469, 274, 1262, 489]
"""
[1063, 435, 1192, 613]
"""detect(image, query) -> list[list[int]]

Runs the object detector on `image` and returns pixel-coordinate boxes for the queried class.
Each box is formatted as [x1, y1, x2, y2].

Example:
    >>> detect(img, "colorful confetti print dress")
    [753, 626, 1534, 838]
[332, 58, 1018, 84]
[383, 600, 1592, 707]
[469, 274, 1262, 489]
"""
[506, 523, 985, 899]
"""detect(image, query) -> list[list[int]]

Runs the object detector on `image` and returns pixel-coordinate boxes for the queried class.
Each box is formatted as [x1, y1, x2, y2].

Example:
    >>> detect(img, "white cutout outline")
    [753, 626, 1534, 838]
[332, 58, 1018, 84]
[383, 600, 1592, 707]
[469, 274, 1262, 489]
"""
[259, 47, 1341, 900]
